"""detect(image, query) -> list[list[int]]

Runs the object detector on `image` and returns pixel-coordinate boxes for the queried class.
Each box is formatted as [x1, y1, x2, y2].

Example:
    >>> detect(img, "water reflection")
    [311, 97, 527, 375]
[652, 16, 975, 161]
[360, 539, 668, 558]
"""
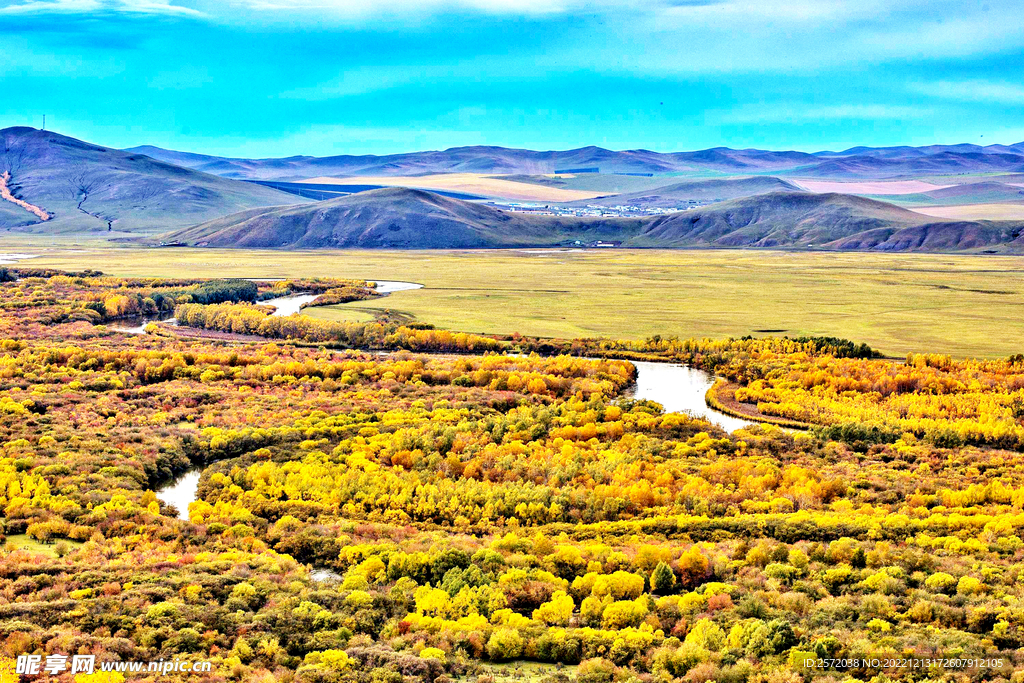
[264, 293, 318, 316]
[156, 470, 201, 520]
[108, 314, 176, 335]
[629, 361, 753, 433]
[262, 281, 423, 317]
[311, 568, 343, 582]
[373, 280, 423, 294]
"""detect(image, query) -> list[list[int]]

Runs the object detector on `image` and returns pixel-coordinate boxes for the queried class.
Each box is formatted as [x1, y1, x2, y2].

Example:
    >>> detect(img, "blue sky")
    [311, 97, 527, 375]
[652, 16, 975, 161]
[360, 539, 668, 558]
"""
[1, 0, 1023, 157]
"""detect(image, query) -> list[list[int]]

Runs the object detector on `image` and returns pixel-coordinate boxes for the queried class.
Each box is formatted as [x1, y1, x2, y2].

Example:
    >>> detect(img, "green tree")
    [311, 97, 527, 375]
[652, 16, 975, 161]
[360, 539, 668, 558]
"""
[651, 561, 676, 594]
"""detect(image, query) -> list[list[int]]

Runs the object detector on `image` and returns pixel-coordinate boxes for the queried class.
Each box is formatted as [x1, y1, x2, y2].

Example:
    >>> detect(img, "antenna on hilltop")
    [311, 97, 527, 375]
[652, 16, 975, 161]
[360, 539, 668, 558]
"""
[42, 115, 46, 131]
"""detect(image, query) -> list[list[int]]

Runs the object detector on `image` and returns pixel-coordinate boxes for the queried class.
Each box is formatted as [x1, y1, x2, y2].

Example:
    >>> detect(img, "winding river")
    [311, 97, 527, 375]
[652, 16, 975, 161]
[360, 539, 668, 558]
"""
[154, 281, 422, 517]
[628, 361, 753, 433]
[260, 281, 423, 315]
[266, 293, 318, 316]
[0, 253, 40, 265]
[151, 277, 750, 520]
[111, 281, 425, 335]
[108, 315, 176, 335]
[155, 356, 752, 519]
[372, 281, 424, 294]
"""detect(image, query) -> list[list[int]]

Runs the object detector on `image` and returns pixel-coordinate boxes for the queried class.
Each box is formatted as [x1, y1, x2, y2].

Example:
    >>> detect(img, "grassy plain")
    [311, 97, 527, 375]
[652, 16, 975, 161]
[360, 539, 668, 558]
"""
[4, 534, 83, 558]
[301, 305, 376, 324]
[9, 236, 1023, 358]
[465, 662, 578, 683]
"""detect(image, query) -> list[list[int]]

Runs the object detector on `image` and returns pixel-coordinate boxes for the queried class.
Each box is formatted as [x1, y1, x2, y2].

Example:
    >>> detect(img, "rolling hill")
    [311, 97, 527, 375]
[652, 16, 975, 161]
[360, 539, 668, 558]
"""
[820, 142, 1024, 158]
[918, 181, 1024, 204]
[786, 153, 1024, 179]
[0, 198, 40, 229]
[164, 187, 1024, 253]
[646, 192, 1022, 251]
[129, 141, 1024, 180]
[0, 127, 308, 234]
[830, 221, 1024, 252]
[573, 176, 804, 208]
[166, 187, 642, 249]
[633, 192, 969, 248]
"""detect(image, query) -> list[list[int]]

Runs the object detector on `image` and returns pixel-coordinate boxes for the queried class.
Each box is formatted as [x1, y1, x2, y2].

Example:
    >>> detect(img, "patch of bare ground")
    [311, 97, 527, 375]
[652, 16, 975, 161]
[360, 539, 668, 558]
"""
[0, 171, 50, 221]
[706, 380, 811, 429]
[151, 321, 357, 348]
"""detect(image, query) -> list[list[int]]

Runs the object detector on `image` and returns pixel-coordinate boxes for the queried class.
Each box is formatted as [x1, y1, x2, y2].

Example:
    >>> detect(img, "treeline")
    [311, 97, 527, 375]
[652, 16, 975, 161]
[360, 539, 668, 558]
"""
[792, 335, 878, 359]
[526, 334, 881, 365]
[176, 301, 506, 353]
[0, 271, 379, 332]
[260, 278, 378, 298]
[78, 279, 258, 323]
[517, 334, 1023, 451]
[176, 278, 258, 304]
[300, 285, 381, 309]
[167, 296, 1024, 450]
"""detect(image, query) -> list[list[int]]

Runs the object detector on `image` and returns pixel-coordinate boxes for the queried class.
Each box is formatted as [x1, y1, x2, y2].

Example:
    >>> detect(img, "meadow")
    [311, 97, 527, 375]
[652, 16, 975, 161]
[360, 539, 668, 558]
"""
[15, 239, 1024, 358]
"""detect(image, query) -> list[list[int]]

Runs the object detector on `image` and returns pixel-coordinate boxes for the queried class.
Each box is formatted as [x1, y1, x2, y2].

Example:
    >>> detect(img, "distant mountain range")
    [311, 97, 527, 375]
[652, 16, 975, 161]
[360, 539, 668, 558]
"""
[128, 141, 1024, 180]
[0, 127, 307, 234]
[2, 127, 1022, 253]
[167, 187, 1024, 253]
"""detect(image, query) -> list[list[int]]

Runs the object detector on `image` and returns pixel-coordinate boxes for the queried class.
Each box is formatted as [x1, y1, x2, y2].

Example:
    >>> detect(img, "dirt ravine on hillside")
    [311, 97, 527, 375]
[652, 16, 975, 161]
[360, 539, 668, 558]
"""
[0, 171, 50, 221]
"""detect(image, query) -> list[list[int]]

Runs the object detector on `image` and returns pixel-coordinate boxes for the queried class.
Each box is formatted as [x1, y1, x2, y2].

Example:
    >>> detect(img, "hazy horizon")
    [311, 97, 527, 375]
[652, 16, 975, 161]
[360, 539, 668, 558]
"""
[5, 123, 1024, 162]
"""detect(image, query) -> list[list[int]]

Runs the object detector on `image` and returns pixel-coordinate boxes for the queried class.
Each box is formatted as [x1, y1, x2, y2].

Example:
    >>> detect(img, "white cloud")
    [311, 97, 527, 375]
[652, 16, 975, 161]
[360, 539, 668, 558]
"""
[603, 0, 1024, 73]
[5, 0, 1023, 78]
[0, 0, 204, 16]
[214, 0, 571, 16]
[715, 103, 934, 124]
[909, 80, 1024, 105]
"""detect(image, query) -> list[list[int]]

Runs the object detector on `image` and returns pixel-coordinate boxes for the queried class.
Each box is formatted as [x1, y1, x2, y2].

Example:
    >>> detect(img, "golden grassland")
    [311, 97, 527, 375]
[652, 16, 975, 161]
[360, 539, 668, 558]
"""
[7, 237, 1024, 358]
[791, 179, 953, 195]
[299, 173, 605, 201]
[911, 202, 1024, 220]
[298, 305, 377, 324]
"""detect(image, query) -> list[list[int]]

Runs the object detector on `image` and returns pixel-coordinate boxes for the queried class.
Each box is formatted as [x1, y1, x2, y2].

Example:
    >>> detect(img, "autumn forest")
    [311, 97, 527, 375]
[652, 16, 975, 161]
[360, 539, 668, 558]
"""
[1, 267, 1024, 683]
